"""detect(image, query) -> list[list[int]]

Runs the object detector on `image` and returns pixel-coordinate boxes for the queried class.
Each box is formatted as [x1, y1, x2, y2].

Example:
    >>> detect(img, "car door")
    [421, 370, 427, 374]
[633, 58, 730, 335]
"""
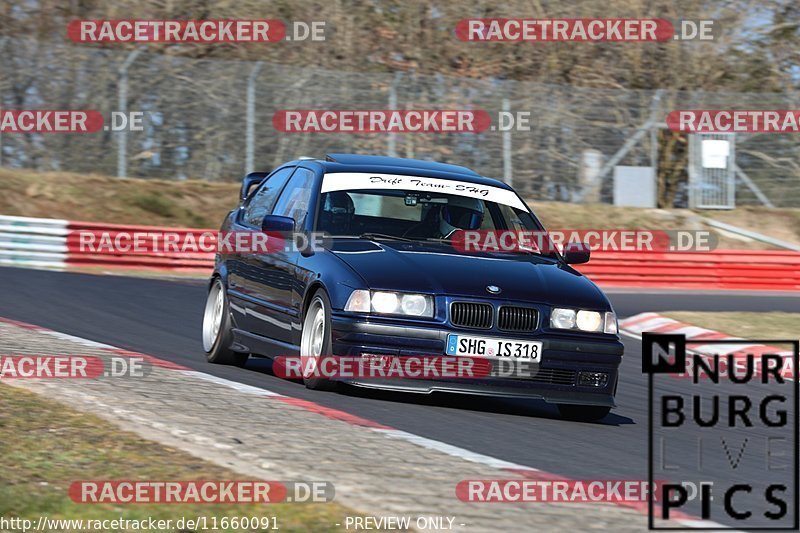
[228, 166, 295, 337]
[256, 167, 317, 346]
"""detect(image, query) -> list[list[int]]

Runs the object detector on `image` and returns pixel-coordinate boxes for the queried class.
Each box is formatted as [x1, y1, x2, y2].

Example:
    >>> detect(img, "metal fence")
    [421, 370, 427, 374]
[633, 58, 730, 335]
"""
[2, 38, 799, 207]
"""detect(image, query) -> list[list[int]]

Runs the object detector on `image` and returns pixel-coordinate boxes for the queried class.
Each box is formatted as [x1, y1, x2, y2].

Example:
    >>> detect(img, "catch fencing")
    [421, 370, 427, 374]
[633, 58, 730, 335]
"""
[1, 215, 798, 290]
[2, 38, 800, 207]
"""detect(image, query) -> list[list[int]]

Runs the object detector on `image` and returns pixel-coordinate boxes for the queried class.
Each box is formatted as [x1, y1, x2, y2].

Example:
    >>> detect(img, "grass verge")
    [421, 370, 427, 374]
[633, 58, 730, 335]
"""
[660, 311, 800, 341]
[0, 168, 238, 229]
[0, 382, 359, 532]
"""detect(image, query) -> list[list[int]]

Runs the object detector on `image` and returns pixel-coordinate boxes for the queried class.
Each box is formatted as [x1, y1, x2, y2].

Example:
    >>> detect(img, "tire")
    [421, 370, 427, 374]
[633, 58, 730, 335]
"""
[300, 289, 338, 391]
[556, 404, 611, 422]
[202, 278, 248, 367]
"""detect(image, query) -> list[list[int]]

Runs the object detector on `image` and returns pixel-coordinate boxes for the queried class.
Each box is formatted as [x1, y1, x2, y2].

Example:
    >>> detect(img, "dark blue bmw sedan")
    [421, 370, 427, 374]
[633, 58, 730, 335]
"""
[202, 154, 623, 421]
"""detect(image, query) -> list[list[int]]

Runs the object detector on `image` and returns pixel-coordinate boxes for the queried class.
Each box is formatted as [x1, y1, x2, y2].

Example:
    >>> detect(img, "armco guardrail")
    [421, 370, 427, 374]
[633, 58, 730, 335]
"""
[1, 215, 799, 290]
[578, 250, 800, 291]
[0, 215, 213, 272]
[0, 215, 71, 269]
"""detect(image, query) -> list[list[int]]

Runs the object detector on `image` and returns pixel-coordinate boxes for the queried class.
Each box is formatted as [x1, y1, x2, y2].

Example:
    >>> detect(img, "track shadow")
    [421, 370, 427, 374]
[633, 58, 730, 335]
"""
[338, 385, 636, 426]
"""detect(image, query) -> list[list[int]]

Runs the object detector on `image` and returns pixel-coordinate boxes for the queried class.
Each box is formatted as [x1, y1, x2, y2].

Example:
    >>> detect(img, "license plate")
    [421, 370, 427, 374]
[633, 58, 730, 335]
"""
[446, 334, 542, 362]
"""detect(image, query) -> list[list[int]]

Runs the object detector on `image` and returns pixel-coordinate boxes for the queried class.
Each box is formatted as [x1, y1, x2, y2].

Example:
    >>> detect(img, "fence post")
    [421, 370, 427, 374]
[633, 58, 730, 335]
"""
[245, 62, 263, 175]
[502, 98, 512, 186]
[116, 48, 142, 178]
[0, 37, 8, 167]
[387, 72, 402, 157]
[649, 89, 662, 179]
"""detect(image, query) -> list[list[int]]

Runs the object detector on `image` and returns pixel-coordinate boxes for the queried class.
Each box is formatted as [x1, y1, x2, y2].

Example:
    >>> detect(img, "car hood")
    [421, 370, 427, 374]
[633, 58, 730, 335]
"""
[330, 240, 610, 310]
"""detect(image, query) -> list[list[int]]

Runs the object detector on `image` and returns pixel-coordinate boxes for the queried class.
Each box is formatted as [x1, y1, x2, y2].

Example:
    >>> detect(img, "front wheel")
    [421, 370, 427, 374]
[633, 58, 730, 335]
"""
[300, 289, 337, 391]
[556, 404, 611, 422]
[202, 278, 248, 367]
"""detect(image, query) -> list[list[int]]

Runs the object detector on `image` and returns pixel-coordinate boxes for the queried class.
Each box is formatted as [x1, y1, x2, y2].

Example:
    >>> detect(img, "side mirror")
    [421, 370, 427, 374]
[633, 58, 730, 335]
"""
[563, 242, 590, 264]
[241, 172, 268, 202]
[261, 214, 295, 232]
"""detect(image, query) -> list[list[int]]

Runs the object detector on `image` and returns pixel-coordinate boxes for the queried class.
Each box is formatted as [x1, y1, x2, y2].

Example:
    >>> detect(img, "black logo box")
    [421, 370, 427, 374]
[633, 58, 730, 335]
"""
[643, 334, 799, 531]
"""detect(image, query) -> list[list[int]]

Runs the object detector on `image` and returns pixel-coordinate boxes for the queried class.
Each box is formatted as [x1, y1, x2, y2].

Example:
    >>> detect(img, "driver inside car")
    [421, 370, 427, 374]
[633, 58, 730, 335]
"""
[405, 196, 485, 240]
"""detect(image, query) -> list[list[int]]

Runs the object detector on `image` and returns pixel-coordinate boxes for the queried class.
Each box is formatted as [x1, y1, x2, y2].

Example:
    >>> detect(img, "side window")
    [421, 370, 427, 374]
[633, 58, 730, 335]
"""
[497, 203, 538, 231]
[241, 167, 295, 227]
[271, 168, 316, 228]
[479, 205, 496, 230]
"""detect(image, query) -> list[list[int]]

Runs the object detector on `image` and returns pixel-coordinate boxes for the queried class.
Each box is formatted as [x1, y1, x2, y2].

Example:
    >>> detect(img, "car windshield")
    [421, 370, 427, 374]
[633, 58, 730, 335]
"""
[316, 189, 540, 241]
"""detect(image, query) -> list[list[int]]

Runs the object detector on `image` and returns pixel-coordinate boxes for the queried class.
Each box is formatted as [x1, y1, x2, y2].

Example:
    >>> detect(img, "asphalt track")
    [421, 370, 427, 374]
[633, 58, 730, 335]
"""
[0, 266, 797, 528]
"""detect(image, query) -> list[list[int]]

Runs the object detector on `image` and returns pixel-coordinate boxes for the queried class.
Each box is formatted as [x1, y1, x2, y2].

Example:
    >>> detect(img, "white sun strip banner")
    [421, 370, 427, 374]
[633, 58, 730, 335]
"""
[320, 172, 528, 211]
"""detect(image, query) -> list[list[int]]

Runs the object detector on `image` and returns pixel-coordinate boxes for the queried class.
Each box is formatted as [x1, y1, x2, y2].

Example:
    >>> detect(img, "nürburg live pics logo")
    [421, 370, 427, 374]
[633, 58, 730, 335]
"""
[643, 332, 798, 530]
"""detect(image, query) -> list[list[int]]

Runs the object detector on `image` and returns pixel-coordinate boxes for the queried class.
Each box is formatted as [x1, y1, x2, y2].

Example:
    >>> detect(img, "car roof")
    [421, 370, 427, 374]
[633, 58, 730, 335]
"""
[286, 153, 513, 190]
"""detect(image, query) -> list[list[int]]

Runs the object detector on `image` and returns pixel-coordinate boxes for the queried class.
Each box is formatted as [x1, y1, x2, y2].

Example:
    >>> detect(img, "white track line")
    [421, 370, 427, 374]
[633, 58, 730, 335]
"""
[373, 428, 537, 471]
[184, 370, 284, 397]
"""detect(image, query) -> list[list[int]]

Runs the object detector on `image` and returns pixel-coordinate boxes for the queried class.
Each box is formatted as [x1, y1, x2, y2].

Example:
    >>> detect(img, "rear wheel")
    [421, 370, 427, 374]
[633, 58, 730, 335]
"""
[202, 278, 248, 367]
[300, 289, 338, 391]
[556, 404, 611, 422]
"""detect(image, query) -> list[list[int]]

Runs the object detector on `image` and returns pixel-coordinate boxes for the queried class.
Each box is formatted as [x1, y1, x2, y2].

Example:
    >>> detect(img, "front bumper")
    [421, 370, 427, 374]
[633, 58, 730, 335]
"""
[330, 313, 623, 407]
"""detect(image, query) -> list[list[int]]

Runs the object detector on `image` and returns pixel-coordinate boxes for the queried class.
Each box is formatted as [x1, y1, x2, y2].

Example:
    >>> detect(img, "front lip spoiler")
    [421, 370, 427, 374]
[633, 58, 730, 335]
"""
[339, 379, 616, 407]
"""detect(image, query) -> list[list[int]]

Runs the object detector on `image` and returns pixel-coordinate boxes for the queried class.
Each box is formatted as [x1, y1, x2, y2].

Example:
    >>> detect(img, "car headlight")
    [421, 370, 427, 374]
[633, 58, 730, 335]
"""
[400, 294, 429, 316]
[551, 308, 616, 334]
[576, 310, 603, 332]
[550, 308, 576, 330]
[371, 291, 399, 313]
[345, 290, 434, 318]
